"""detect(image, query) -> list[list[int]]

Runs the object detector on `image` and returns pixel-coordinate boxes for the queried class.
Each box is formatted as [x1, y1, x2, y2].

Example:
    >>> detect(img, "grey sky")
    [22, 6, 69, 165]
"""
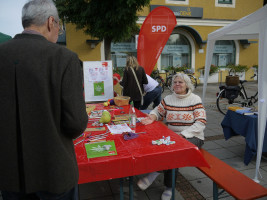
[0, 0, 28, 37]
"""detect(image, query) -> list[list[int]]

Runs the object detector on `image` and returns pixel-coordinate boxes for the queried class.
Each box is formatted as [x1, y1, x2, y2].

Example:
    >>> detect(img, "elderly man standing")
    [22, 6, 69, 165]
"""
[0, 0, 88, 199]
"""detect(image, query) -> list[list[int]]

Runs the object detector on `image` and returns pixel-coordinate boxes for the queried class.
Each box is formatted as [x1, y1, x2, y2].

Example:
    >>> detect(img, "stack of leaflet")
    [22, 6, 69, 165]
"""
[228, 106, 254, 115]
[228, 106, 243, 111]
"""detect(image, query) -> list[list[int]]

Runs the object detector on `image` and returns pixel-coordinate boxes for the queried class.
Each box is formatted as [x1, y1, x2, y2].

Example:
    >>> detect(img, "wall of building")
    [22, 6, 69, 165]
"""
[66, 23, 102, 62]
[146, 0, 263, 20]
[65, 0, 263, 83]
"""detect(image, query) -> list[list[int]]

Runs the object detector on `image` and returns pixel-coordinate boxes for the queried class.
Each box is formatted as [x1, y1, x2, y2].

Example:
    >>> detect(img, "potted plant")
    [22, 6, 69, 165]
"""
[198, 64, 219, 76]
[225, 64, 248, 76]
[175, 66, 188, 72]
[166, 66, 175, 74]
[252, 64, 258, 73]
[225, 64, 248, 86]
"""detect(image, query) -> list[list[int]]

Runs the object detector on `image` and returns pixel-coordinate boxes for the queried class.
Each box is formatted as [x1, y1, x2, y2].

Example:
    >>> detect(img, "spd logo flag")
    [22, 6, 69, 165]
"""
[137, 6, 176, 75]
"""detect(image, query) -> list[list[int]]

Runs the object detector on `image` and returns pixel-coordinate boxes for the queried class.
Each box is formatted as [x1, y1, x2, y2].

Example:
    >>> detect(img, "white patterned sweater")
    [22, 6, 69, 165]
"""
[150, 89, 206, 140]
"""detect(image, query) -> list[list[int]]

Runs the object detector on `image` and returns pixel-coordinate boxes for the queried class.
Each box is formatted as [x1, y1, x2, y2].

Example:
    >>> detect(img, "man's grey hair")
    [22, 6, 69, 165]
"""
[170, 73, 195, 92]
[22, 0, 59, 28]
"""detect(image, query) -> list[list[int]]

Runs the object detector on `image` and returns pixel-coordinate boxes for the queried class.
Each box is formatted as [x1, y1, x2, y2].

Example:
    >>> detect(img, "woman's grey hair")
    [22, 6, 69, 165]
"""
[126, 55, 139, 70]
[22, 0, 59, 28]
[170, 73, 194, 92]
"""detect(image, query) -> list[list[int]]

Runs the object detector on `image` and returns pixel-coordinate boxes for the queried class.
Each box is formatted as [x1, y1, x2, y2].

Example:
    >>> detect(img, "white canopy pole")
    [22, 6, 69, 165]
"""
[202, 40, 215, 105]
[254, 19, 267, 183]
[202, 6, 267, 182]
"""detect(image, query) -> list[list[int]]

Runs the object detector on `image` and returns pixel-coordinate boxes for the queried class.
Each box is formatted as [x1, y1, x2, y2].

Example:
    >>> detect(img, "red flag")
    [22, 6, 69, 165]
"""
[137, 6, 177, 75]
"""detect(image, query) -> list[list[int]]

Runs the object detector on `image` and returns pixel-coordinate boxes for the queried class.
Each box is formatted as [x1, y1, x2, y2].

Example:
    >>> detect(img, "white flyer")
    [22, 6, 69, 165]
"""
[107, 123, 132, 134]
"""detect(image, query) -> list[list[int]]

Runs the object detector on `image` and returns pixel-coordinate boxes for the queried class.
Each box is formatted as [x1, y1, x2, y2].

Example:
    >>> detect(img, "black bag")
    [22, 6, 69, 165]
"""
[219, 85, 226, 98]
[225, 86, 240, 100]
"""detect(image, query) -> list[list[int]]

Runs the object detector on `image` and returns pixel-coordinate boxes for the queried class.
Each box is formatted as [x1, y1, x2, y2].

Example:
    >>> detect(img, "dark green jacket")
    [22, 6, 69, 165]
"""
[0, 33, 88, 194]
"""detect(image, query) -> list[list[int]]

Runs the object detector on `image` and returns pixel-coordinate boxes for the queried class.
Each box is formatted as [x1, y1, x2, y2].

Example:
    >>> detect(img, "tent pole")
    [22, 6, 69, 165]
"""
[253, 19, 267, 183]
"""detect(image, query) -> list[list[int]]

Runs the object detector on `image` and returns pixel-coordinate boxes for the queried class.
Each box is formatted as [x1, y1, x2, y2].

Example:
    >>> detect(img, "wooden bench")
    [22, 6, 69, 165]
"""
[197, 149, 267, 200]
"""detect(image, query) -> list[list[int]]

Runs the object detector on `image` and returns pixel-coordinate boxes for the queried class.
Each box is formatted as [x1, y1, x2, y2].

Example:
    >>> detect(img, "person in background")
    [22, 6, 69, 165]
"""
[139, 73, 206, 200]
[120, 56, 148, 109]
[0, 0, 88, 199]
[113, 73, 121, 97]
[140, 74, 162, 110]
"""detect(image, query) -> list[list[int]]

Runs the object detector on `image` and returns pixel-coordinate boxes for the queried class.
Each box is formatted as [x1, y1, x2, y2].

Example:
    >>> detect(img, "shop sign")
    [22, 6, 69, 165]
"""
[214, 45, 233, 53]
[151, 5, 203, 18]
[111, 43, 136, 52]
[162, 45, 189, 54]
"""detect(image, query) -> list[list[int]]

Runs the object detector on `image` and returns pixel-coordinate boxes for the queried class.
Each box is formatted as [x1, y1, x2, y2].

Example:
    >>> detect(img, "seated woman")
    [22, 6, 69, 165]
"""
[139, 73, 206, 200]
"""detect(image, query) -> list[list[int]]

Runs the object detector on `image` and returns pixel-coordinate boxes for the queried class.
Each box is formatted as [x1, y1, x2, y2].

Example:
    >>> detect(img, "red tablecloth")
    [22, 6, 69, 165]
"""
[75, 105, 209, 184]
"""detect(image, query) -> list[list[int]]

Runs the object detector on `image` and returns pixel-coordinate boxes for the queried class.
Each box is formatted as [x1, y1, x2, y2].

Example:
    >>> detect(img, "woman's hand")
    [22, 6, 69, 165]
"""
[141, 114, 156, 125]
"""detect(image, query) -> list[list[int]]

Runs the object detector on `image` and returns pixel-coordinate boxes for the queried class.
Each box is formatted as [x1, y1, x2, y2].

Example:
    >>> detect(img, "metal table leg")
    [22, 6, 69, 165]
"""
[172, 168, 175, 200]
[129, 176, 134, 200]
[120, 178, 124, 200]
[213, 182, 218, 200]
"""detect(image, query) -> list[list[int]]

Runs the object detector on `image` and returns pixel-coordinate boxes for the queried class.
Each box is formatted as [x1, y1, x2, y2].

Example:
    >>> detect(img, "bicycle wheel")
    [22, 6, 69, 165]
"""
[155, 77, 164, 93]
[167, 77, 172, 91]
[189, 75, 197, 88]
[216, 89, 246, 115]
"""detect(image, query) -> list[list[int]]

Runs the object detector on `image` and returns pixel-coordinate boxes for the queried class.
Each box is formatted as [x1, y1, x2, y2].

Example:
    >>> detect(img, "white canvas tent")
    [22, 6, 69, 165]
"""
[202, 5, 267, 182]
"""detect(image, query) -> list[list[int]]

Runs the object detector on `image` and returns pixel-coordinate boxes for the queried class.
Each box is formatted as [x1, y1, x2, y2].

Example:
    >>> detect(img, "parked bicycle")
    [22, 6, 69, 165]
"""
[152, 69, 183, 93]
[151, 70, 165, 93]
[183, 69, 198, 89]
[151, 69, 197, 93]
[165, 69, 198, 90]
[216, 74, 258, 115]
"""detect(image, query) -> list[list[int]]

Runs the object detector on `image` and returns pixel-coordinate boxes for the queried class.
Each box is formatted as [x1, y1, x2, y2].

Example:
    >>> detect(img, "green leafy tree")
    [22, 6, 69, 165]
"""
[55, 0, 151, 60]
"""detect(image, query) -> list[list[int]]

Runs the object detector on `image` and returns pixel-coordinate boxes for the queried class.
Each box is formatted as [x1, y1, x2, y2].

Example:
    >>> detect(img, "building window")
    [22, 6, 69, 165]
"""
[212, 40, 236, 67]
[165, 0, 189, 5]
[218, 0, 232, 4]
[111, 37, 137, 69]
[161, 33, 191, 69]
[215, 0, 235, 8]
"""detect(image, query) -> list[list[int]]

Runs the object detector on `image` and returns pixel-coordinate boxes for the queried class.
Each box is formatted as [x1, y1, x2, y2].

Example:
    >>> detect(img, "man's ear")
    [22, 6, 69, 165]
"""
[47, 16, 53, 32]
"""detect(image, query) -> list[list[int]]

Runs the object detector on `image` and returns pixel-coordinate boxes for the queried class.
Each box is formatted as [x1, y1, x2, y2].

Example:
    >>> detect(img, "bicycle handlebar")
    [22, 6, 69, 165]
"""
[250, 74, 257, 79]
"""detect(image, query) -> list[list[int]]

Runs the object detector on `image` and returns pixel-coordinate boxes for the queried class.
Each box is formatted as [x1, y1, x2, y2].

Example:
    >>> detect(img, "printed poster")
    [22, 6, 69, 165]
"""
[83, 61, 113, 102]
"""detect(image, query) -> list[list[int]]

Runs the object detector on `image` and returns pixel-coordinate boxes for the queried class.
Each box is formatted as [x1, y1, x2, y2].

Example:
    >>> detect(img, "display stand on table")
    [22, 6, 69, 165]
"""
[83, 61, 113, 102]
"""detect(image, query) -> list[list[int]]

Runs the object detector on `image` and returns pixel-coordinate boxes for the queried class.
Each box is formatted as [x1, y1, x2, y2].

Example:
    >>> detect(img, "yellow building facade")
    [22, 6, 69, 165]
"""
[64, 0, 263, 83]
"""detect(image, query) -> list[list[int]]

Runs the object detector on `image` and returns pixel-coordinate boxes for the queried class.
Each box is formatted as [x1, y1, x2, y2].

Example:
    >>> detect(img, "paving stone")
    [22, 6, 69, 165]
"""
[207, 148, 236, 160]
[179, 167, 207, 181]
[79, 181, 112, 199]
[224, 156, 254, 169]
[227, 145, 246, 157]
[202, 141, 222, 150]
[213, 138, 240, 148]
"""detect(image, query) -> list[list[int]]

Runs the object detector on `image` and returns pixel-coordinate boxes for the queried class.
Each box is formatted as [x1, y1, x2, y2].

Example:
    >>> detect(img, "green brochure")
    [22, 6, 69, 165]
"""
[85, 140, 117, 158]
